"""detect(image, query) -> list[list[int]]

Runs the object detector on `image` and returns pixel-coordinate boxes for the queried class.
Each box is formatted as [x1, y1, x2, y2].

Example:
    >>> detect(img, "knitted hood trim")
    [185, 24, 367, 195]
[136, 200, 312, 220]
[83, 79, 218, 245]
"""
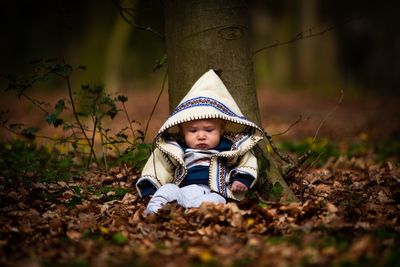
[156, 69, 263, 140]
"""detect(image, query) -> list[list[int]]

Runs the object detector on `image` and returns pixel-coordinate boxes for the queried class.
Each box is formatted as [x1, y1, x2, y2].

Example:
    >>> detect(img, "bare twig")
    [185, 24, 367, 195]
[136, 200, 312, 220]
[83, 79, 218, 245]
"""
[308, 151, 325, 168]
[111, 0, 164, 39]
[297, 150, 312, 165]
[19, 93, 49, 114]
[144, 68, 168, 139]
[312, 90, 344, 143]
[263, 131, 294, 165]
[100, 123, 109, 174]
[263, 115, 310, 168]
[121, 101, 136, 140]
[254, 191, 280, 206]
[272, 115, 308, 137]
[98, 128, 122, 155]
[3, 72, 52, 114]
[253, 17, 358, 55]
[292, 89, 344, 171]
[0, 122, 83, 145]
[267, 88, 344, 175]
[65, 72, 93, 154]
[87, 115, 98, 167]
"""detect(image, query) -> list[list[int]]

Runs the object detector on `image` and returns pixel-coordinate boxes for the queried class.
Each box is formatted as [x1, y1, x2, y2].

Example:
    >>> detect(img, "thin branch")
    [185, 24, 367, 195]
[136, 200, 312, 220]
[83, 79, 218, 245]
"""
[4, 73, 52, 114]
[0, 122, 93, 150]
[263, 115, 308, 167]
[253, 17, 358, 55]
[97, 125, 122, 155]
[100, 123, 109, 174]
[144, 68, 168, 139]
[297, 150, 312, 165]
[308, 151, 325, 168]
[111, 0, 164, 39]
[286, 89, 344, 173]
[312, 90, 344, 143]
[263, 88, 344, 177]
[87, 115, 98, 167]
[272, 115, 307, 137]
[254, 191, 280, 206]
[64, 66, 97, 163]
[64, 75, 98, 165]
[121, 101, 136, 139]
[263, 131, 294, 165]
[19, 92, 49, 114]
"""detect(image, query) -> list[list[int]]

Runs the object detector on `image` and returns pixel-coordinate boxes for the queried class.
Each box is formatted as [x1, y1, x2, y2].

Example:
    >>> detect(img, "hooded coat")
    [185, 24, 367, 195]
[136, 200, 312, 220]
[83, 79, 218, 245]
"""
[136, 69, 263, 201]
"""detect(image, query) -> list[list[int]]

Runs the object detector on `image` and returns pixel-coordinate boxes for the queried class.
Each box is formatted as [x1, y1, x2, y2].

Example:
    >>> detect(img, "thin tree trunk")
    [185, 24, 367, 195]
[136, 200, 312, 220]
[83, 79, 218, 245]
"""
[164, 0, 297, 201]
[105, 13, 132, 93]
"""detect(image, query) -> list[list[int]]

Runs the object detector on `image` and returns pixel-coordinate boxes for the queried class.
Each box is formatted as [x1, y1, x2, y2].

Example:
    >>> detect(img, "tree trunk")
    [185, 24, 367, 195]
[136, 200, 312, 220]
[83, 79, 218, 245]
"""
[163, 0, 297, 201]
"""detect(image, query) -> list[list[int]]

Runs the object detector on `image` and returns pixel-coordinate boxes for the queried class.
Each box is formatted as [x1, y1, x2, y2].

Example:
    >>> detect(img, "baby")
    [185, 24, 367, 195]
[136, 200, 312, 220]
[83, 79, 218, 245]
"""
[179, 118, 250, 192]
[136, 70, 263, 213]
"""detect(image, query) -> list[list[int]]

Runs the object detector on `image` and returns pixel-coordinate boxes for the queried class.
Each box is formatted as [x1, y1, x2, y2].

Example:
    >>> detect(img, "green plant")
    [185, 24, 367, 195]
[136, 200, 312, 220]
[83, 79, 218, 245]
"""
[0, 140, 80, 186]
[100, 186, 130, 202]
[1, 59, 151, 176]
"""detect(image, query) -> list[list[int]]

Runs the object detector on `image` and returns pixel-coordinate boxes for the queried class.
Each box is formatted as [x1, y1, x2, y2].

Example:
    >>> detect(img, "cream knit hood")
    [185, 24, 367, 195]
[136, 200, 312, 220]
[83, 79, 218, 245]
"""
[156, 69, 263, 145]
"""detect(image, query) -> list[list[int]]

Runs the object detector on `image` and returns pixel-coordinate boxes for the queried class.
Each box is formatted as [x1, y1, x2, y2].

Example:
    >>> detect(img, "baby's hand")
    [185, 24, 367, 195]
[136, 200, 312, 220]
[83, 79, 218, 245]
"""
[231, 181, 249, 192]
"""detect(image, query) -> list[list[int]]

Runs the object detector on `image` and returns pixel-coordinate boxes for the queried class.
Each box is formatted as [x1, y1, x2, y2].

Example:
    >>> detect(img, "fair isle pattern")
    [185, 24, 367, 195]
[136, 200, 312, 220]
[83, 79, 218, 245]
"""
[173, 165, 186, 185]
[171, 96, 246, 119]
[217, 159, 228, 197]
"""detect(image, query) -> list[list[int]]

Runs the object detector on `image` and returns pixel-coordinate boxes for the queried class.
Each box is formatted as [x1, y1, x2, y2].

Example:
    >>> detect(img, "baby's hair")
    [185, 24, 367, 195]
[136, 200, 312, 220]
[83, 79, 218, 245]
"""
[219, 119, 226, 128]
[179, 118, 226, 136]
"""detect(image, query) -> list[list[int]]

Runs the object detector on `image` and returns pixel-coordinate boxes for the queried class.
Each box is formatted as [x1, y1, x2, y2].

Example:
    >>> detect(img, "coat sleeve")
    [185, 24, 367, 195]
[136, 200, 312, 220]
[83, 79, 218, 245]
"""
[135, 147, 175, 198]
[228, 149, 258, 189]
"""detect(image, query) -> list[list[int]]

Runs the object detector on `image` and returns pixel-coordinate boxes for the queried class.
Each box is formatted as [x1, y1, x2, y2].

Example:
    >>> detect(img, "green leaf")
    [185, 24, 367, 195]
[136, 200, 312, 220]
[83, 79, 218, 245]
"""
[53, 63, 73, 77]
[21, 127, 38, 140]
[267, 182, 283, 200]
[112, 232, 127, 245]
[265, 236, 286, 245]
[117, 95, 128, 103]
[67, 196, 82, 208]
[153, 54, 167, 72]
[46, 99, 65, 126]
[71, 185, 82, 197]
[257, 202, 268, 209]
[114, 187, 129, 198]
[9, 123, 25, 130]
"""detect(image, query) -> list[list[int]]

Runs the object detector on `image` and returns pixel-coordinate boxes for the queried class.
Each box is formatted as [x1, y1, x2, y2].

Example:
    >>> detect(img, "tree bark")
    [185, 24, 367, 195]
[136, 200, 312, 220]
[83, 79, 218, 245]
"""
[163, 0, 297, 201]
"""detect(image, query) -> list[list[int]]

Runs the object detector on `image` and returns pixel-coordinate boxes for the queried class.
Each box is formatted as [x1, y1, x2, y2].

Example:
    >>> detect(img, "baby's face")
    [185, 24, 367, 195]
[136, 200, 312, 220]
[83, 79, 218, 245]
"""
[181, 119, 224, 149]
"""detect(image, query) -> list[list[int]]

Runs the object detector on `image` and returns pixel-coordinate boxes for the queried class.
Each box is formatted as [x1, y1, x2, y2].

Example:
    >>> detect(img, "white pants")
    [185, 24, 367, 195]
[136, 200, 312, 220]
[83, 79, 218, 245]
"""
[145, 184, 226, 214]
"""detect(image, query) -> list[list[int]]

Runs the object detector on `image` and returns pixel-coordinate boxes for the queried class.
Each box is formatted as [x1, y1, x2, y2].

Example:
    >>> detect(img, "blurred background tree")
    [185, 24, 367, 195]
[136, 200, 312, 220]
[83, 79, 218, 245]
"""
[251, 0, 399, 96]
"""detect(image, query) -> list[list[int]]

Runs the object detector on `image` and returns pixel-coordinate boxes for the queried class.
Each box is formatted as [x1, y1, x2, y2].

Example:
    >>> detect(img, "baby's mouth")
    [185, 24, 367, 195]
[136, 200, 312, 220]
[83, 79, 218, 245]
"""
[196, 143, 208, 148]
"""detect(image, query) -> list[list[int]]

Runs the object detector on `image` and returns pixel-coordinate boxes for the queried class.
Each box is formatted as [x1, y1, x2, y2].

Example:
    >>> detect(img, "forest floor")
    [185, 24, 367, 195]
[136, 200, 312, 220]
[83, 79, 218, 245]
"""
[0, 88, 399, 267]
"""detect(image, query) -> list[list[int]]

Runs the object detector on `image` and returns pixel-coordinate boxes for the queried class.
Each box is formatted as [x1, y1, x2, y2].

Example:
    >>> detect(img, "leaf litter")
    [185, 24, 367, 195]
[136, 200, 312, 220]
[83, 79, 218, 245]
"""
[0, 156, 399, 267]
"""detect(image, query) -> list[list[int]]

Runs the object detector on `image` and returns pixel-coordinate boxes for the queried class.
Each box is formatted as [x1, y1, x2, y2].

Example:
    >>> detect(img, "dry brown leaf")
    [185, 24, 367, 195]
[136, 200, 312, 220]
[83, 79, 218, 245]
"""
[230, 213, 243, 228]
[377, 190, 394, 204]
[66, 230, 81, 240]
[326, 202, 338, 213]
[279, 202, 304, 216]
[346, 235, 374, 260]
[315, 184, 331, 195]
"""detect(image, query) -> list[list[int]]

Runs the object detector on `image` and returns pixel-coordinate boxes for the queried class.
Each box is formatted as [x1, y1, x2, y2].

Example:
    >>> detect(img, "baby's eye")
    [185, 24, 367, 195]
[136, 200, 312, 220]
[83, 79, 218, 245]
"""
[205, 128, 214, 132]
[189, 129, 197, 133]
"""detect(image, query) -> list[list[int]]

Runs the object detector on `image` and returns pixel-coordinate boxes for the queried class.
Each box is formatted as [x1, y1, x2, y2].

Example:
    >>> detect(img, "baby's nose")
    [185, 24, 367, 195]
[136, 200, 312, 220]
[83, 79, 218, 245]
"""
[197, 132, 206, 139]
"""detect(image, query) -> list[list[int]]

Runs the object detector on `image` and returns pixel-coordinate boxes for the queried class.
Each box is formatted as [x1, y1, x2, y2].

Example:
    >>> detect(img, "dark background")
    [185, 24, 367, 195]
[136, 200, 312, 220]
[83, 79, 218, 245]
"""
[1, 0, 399, 94]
